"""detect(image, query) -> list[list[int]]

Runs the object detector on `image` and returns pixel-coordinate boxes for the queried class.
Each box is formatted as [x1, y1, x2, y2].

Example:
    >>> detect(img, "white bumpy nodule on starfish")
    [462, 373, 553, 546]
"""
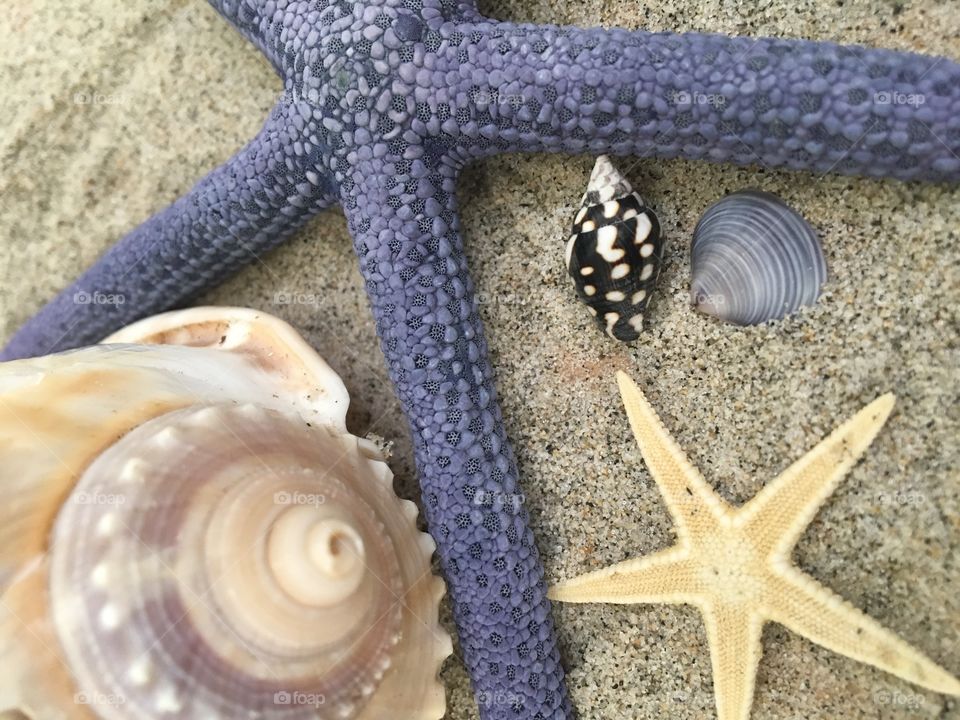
[551, 372, 960, 720]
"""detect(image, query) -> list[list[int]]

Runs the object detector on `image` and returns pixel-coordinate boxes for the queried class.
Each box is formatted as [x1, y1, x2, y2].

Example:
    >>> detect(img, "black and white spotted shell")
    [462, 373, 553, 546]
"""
[565, 156, 664, 342]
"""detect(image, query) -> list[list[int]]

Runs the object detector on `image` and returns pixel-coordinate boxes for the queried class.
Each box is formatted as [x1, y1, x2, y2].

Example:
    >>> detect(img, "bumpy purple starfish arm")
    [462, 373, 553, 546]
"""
[341, 159, 570, 720]
[449, 22, 960, 182]
[0, 106, 336, 360]
[208, 0, 287, 72]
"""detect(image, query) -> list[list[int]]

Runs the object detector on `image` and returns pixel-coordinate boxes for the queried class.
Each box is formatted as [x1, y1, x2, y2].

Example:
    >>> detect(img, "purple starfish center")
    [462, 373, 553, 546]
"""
[2, 1, 959, 717]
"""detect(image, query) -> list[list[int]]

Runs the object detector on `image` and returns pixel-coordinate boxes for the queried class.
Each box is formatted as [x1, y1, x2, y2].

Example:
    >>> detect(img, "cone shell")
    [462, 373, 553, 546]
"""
[0, 308, 450, 720]
[565, 156, 665, 342]
[690, 190, 827, 325]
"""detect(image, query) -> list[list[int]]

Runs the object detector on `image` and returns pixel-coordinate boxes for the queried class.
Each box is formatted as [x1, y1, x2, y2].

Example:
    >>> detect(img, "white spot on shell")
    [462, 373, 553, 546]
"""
[120, 458, 147, 484]
[632, 290, 647, 305]
[595, 226, 625, 262]
[99, 604, 121, 630]
[564, 235, 577, 268]
[581, 220, 596, 232]
[602, 200, 620, 218]
[237, 403, 267, 420]
[96, 513, 118, 538]
[580, 266, 595, 276]
[640, 243, 655, 258]
[330, 698, 357, 718]
[628, 314, 644, 331]
[604, 312, 619, 336]
[128, 657, 153, 686]
[610, 263, 630, 280]
[605, 291, 626, 302]
[186, 406, 223, 426]
[633, 214, 652, 243]
[584, 285, 596, 296]
[155, 685, 183, 714]
[91, 563, 110, 588]
[640, 264, 655, 281]
[153, 427, 180, 449]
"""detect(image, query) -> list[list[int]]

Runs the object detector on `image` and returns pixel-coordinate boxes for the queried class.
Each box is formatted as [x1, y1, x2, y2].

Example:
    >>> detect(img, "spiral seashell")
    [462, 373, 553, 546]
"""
[690, 190, 827, 325]
[565, 155, 665, 342]
[0, 308, 450, 720]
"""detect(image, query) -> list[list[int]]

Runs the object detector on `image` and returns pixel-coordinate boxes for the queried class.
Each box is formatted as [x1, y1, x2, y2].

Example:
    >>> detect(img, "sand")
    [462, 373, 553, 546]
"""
[0, 1, 957, 718]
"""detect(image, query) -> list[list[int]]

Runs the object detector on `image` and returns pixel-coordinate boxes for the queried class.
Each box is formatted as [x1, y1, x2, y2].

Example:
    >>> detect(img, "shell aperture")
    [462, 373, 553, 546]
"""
[690, 190, 827, 325]
[0, 308, 450, 720]
[565, 156, 665, 342]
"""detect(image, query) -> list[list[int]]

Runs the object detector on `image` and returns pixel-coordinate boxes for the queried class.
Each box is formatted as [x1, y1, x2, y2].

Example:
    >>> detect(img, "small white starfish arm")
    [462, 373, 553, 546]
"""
[550, 371, 960, 720]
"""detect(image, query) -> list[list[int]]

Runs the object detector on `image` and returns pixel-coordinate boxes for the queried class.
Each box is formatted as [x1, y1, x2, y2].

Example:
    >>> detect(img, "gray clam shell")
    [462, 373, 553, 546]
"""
[690, 190, 826, 325]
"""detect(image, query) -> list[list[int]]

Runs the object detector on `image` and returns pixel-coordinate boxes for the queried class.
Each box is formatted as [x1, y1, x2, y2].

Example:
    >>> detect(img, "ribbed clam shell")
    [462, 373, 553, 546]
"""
[565, 156, 665, 342]
[0, 308, 450, 720]
[690, 190, 826, 325]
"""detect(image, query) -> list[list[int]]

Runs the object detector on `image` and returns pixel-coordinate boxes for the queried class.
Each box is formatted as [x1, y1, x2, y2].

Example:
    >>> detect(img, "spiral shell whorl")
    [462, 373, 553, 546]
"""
[268, 509, 367, 607]
[48, 402, 443, 720]
[690, 190, 826, 325]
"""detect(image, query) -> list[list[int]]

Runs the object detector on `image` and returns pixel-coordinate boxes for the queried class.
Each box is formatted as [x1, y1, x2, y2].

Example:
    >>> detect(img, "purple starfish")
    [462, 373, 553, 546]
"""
[3, 1, 959, 717]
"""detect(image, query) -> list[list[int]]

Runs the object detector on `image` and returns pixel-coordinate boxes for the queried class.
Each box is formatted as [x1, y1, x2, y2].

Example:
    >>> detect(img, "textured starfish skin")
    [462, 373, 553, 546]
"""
[2, 2, 960, 717]
[551, 373, 960, 720]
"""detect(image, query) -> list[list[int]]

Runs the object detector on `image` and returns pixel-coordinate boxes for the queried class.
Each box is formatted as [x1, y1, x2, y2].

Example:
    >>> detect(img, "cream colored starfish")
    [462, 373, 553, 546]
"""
[550, 372, 960, 720]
